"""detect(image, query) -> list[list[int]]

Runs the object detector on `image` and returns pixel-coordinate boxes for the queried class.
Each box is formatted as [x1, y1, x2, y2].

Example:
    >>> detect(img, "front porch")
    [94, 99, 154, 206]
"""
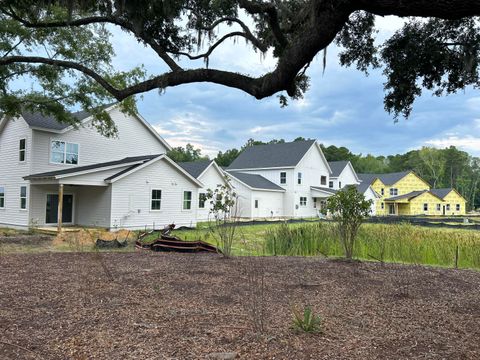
[29, 182, 112, 232]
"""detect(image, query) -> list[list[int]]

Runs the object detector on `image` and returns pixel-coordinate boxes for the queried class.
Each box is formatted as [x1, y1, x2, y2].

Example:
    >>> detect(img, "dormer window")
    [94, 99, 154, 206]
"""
[19, 138, 26, 162]
[50, 140, 79, 165]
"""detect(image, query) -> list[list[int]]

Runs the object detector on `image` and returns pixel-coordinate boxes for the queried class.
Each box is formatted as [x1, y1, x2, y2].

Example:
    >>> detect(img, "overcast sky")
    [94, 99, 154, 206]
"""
[108, 15, 480, 158]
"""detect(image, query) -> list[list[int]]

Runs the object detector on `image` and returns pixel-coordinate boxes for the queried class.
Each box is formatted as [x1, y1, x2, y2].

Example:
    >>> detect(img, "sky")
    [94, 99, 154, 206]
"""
[107, 15, 480, 158]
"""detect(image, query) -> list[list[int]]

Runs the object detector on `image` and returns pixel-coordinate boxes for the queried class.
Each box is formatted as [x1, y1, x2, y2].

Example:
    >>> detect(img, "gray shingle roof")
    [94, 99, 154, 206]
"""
[311, 186, 337, 195]
[385, 190, 427, 201]
[328, 161, 349, 177]
[430, 188, 454, 200]
[24, 154, 161, 180]
[358, 171, 412, 186]
[227, 140, 316, 170]
[178, 160, 213, 178]
[21, 103, 117, 131]
[227, 171, 285, 191]
[354, 182, 372, 195]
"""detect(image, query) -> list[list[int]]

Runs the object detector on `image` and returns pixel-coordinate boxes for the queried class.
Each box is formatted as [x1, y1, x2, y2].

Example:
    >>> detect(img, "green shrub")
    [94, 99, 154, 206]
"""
[291, 306, 322, 334]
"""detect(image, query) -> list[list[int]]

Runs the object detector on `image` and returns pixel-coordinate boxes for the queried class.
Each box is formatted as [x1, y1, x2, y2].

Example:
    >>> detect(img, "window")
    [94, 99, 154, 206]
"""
[0, 186, 4, 208]
[389, 188, 398, 196]
[19, 138, 26, 162]
[381, 202, 384, 209]
[456, 204, 461, 211]
[381, 188, 384, 196]
[329, 181, 333, 188]
[300, 197, 307, 206]
[446, 204, 450, 211]
[313, 198, 317, 208]
[50, 140, 79, 165]
[280, 172, 286, 184]
[436, 204, 441, 211]
[254, 199, 259, 209]
[183, 191, 192, 210]
[423, 203, 428, 211]
[199, 193, 207, 209]
[320, 176, 327, 185]
[151, 189, 162, 210]
[339, 181, 342, 188]
[297, 172, 302, 185]
[20, 186, 27, 210]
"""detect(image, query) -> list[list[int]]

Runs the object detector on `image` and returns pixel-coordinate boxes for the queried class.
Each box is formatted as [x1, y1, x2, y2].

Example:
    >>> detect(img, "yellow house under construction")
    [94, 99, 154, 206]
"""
[358, 171, 467, 216]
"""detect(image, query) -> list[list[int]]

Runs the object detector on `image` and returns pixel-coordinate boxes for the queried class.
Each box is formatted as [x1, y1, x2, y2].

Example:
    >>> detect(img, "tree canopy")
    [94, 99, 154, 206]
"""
[1, 0, 480, 134]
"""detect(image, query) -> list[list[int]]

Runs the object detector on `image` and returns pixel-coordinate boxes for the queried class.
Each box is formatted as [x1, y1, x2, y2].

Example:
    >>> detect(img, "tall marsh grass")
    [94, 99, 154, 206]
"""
[265, 222, 480, 269]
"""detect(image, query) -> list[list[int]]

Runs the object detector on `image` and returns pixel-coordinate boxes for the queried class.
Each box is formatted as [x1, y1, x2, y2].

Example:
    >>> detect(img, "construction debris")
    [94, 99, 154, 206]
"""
[136, 224, 220, 254]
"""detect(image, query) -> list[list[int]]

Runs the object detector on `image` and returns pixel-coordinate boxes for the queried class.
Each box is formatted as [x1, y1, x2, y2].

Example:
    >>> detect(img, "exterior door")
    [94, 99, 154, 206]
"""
[388, 204, 396, 215]
[46, 194, 74, 224]
[443, 205, 446, 215]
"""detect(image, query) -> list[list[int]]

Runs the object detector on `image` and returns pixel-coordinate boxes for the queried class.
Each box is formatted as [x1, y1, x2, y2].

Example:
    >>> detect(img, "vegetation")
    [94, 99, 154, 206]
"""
[205, 184, 239, 257]
[264, 222, 480, 269]
[166, 143, 208, 163]
[1, 1, 480, 132]
[325, 186, 372, 259]
[291, 306, 322, 334]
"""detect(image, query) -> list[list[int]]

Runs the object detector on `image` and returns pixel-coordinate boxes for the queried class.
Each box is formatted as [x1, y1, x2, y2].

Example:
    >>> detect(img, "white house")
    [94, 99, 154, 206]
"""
[226, 140, 334, 219]
[328, 161, 360, 189]
[0, 104, 202, 230]
[178, 160, 230, 221]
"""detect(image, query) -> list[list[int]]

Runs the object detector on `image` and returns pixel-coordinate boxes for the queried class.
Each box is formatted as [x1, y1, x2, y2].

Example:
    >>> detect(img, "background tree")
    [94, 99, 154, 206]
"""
[325, 186, 372, 260]
[1, 1, 480, 132]
[167, 143, 209, 163]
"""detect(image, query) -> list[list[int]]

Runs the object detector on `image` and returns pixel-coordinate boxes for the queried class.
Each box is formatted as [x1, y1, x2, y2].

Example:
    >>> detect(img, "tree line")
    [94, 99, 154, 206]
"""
[167, 139, 479, 210]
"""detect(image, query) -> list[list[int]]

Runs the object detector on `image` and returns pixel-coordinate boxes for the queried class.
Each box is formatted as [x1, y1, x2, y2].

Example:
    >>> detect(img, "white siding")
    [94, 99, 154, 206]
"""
[363, 187, 378, 216]
[332, 163, 359, 189]
[30, 107, 169, 173]
[197, 165, 228, 221]
[0, 118, 32, 227]
[293, 144, 331, 218]
[110, 158, 200, 230]
[228, 177, 252, 218]
[75, 186, 112, 227]
[251, 191, 284, 218]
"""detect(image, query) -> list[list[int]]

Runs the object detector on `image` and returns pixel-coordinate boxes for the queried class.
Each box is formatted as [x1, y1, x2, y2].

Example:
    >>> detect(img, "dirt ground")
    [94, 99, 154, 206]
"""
[0, 251, 479, 359]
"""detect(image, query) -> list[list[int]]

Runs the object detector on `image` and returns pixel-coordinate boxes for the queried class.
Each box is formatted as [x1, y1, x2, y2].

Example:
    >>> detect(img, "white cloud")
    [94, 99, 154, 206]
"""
[425, 136, 480, 155]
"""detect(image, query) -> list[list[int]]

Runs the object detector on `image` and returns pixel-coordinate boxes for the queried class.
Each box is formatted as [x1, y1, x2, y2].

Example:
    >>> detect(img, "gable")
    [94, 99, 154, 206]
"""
[395, 172, 431, 189]
[442, 189, 467, 203]
[296, 142, 331, 174]
[198, 162, 229, 187]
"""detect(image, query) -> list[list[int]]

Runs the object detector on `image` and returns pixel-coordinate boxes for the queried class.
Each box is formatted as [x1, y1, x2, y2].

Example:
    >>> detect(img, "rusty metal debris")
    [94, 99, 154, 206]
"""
[135, 224, 220, 254]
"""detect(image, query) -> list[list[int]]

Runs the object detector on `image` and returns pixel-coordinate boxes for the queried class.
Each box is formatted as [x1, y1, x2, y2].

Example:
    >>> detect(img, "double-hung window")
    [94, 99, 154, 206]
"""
[389, 188, 398, 196]
[446, 204, 451, 211]
[51, 140, 79, 165]
[199, 193, 207, 209]
[151, 189, 162, 210]
[254, 199, 259, 209]
[456, 204, 460, 211]
[19, 139, 26, 162]
[300, 197, 307, 206]
[423, 203, 428, 211]
[329, 181, 333, 188]
[183, 191, 192, 210]
[0, 186, 4, 208]
[297, 172, 302, 185]
[280, 172, 287, 184]
[436, 204, 441, 211]
[20, 186, 27, 210]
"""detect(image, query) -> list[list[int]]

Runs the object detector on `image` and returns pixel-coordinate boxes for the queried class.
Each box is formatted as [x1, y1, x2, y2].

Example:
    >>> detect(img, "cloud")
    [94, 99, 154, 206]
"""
[425, 136, 480, 155]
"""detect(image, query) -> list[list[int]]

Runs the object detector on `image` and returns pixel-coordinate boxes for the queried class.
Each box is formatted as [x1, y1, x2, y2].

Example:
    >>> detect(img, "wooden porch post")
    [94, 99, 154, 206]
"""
[57, 184, 64, 233]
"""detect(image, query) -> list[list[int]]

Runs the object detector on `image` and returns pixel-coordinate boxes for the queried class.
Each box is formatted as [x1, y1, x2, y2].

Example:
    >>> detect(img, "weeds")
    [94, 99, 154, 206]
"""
[265, 222, 480, 269]
[291, 306, 322, 334]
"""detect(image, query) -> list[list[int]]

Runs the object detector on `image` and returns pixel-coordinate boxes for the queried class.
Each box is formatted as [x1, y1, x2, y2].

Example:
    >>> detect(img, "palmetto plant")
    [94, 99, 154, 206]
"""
[291, 306, 322, 334]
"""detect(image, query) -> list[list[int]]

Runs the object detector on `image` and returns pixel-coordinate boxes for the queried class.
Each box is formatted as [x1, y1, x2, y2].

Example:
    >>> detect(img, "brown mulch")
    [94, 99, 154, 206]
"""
[0, 252, 479, 359]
